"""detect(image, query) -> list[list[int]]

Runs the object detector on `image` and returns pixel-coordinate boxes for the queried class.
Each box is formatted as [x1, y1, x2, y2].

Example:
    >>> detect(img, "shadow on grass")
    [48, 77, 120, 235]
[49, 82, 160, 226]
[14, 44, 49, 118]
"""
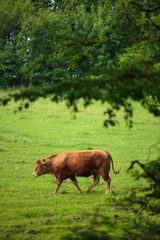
[60, 212, 114, 240]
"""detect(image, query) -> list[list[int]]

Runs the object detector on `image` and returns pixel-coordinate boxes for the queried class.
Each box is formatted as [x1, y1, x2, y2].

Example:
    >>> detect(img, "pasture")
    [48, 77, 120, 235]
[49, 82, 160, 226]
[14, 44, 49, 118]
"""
[0, 90, 159, 239]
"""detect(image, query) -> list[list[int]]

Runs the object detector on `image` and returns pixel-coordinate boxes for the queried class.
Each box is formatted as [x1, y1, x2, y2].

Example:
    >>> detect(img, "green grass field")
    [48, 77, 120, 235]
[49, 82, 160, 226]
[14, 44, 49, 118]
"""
[0, 90, 159, 239]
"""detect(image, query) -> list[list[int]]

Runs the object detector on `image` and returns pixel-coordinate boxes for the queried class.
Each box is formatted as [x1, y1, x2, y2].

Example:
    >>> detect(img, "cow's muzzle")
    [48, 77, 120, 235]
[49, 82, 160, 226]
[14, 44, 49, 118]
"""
[33, 173, 38, 177]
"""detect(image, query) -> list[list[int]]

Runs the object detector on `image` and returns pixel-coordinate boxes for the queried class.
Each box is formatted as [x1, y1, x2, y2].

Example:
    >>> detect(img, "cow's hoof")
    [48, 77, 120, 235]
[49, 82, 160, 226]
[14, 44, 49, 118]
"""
[105, 190, 111, 194]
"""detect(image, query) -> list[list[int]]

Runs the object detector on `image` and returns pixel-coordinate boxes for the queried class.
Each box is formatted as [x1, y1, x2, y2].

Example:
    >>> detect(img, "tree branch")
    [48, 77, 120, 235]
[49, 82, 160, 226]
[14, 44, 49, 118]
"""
[130, 2, 160, 13]
[128, 160, 159, 184]
[130, 2, 160, 30]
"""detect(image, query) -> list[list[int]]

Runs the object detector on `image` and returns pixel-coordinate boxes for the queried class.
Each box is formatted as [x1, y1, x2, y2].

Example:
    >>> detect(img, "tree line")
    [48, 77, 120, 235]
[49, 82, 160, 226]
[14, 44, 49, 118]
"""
[0, 0, 125, 88]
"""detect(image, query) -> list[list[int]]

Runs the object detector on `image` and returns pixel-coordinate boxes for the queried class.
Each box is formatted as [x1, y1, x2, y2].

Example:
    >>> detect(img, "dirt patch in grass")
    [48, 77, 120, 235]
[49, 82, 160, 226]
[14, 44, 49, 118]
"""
[24, 229, 39, 235]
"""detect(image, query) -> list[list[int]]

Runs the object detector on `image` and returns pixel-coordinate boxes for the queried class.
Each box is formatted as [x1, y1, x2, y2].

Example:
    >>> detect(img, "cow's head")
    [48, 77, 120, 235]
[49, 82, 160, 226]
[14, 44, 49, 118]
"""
[33, 158, 47, 177]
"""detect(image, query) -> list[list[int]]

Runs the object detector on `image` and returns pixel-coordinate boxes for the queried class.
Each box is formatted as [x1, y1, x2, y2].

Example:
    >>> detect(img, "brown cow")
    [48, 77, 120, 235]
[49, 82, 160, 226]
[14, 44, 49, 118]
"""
[33, 150, 121, 194]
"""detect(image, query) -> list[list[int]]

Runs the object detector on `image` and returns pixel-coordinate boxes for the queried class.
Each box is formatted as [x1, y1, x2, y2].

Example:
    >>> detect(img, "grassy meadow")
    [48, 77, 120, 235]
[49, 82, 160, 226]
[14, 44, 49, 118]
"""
[0, 90, 160, 239]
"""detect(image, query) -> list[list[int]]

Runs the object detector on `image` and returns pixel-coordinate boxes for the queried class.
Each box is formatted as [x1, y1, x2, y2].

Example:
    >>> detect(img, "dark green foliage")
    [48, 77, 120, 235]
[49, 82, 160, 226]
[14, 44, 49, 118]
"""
[31, 0, 53, 9]
[116, 150, 160, 239]
[52, 0, 100, 12]
[127, 157, 160, 214]
[122, 215, 160, 240]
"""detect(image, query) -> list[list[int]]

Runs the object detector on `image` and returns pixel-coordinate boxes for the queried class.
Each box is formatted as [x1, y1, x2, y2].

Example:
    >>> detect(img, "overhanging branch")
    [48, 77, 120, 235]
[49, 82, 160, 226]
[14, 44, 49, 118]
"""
[130, 2, 160, 30]
[128, 160, 159, 184]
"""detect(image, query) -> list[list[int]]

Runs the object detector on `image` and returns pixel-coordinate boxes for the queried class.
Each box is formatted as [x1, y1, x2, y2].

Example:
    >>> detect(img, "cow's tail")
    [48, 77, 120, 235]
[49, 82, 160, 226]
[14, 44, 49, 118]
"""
[110, 156, 121, 175]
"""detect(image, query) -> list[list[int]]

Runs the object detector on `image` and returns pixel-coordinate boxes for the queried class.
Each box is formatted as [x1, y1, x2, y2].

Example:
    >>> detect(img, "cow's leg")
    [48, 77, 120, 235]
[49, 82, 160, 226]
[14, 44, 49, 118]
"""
[101, 174, 111, 194]
[70, 177, 82, 193]
[85, 174, 100, 193]
[105, 177, 111, 194]
[53, 179, 62, 194]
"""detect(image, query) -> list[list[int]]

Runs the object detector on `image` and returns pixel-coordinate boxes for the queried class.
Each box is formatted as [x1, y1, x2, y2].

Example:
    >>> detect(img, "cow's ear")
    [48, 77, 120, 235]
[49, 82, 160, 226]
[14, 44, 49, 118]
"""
[36, 159, 41, 164]
[41, 158, 46, 165]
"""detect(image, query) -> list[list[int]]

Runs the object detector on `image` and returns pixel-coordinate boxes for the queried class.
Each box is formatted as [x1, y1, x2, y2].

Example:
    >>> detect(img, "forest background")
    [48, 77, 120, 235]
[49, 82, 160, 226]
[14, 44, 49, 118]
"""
[0, 0, 160, 239]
